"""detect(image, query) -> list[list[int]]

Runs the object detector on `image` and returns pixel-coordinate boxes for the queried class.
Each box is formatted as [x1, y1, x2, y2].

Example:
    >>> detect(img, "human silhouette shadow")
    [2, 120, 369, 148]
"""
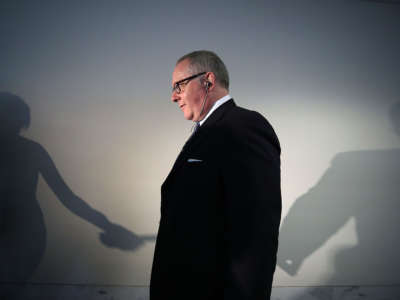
[277, 102, 400, 299]
[0, 92, 155, 298]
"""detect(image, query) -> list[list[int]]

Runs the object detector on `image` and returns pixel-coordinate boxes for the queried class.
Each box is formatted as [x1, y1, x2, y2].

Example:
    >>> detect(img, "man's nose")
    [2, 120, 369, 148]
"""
[171, 90, 179, 103]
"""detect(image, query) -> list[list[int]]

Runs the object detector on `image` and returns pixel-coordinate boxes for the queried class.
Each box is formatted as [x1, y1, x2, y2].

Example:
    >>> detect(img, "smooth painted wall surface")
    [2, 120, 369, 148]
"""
[1, 0, 399, 289]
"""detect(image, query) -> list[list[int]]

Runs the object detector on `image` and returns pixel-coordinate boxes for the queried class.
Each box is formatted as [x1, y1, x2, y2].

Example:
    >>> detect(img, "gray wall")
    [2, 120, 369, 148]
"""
[1, 0, 400, 299]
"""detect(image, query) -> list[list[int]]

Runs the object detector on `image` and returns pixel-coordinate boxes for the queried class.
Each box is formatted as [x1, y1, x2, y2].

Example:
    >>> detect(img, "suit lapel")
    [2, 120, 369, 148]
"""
[200, 98, 235, 130]
[182, 98, 236, 150]
[163, 99, 236, 186]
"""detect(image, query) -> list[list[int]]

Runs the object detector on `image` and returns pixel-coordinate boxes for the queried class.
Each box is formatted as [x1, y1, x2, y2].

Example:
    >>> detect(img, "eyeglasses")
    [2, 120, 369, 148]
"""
[172, 72, 206, 94]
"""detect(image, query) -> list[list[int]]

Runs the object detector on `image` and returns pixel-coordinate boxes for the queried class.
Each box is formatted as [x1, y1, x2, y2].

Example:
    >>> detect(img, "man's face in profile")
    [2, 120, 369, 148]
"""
[171, 59, 205, 121]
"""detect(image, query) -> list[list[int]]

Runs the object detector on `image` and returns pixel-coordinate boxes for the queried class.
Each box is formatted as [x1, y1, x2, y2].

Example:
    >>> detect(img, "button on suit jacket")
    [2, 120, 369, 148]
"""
[150, 99, 281, 300]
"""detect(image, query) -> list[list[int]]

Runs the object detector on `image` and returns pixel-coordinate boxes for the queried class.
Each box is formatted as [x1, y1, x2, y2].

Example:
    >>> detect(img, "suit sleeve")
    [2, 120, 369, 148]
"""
[219, 114, 281, 299]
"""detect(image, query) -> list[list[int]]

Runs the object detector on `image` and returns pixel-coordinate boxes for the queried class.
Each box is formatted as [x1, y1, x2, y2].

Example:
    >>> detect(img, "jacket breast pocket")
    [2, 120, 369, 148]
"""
[181, 160, 208, 183]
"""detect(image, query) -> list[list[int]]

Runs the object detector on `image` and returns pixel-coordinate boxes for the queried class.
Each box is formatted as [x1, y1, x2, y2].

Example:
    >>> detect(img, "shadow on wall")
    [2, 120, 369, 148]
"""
[0, 92, 155, 299]
[277, 102, 400, 299]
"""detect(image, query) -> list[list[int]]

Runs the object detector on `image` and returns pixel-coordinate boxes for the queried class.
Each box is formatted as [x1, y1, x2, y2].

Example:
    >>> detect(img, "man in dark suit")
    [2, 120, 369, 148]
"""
[150, 50, 281, 300]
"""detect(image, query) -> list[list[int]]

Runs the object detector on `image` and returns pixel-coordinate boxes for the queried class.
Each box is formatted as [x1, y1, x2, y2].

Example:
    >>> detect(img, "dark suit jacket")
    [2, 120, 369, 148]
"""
[150, 99, 281, 300]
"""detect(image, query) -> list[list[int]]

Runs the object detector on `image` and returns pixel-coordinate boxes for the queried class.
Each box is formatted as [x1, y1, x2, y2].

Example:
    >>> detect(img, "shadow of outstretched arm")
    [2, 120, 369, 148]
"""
[278, 156, 356, 275]
[36, 143, 155, 251]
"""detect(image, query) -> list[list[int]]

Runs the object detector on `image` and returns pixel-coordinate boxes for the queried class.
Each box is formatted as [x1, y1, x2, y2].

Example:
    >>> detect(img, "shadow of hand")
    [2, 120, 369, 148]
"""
[277, 255, 300, 276]
[99, 223, 145, 251]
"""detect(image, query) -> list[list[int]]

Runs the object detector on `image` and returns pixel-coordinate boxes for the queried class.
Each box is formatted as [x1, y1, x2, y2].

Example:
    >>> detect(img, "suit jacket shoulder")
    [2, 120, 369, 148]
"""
[202, 100, 281, 164]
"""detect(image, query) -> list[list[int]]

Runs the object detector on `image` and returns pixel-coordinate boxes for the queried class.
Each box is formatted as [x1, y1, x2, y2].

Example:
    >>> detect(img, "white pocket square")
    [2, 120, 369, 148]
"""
[187, 158, 203, 162]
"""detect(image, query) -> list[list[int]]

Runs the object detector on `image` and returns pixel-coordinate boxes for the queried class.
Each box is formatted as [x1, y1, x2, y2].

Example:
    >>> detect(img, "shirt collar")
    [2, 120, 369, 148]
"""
[199, 94, 232, 126]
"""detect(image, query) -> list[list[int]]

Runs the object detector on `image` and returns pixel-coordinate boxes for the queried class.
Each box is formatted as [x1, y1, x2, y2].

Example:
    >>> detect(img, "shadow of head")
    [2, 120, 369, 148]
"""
[0, 92, 30, 138]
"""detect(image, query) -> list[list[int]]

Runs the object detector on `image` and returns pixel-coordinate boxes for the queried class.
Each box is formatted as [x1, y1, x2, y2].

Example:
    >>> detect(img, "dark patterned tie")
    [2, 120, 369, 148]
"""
[193, 121, 200, 133]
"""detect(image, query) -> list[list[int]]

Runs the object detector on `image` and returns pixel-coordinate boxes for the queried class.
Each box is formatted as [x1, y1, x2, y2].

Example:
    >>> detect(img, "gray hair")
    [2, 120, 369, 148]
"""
[177, 50, 229, 90]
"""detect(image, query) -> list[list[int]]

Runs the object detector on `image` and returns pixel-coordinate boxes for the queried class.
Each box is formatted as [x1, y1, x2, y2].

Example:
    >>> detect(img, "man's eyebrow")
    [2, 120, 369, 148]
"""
[172, 77, 185, 87]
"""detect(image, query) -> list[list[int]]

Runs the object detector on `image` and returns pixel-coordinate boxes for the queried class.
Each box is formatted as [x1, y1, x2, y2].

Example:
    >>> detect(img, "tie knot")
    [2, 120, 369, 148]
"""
[193, 122, 200, 133]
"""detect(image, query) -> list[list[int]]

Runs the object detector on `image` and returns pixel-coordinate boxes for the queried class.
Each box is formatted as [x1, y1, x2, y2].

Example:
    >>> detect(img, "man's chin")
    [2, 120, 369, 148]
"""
[183, 112, 194, 121]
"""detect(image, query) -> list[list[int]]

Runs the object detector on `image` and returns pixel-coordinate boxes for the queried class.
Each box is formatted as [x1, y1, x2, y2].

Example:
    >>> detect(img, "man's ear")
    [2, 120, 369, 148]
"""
[204, 72, 216, 89]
